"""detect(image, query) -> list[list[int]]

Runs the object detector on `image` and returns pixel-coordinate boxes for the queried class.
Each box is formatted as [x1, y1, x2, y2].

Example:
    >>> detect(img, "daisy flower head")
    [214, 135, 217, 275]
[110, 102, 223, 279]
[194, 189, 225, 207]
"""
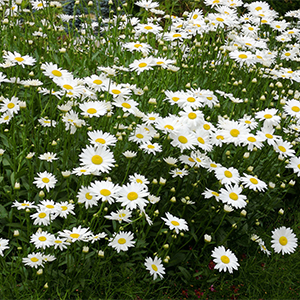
[0, 96, 20, 115]
[286, 156, 300, 176]
[240, 174, 267, 192]
[38, 117, 57, 127]
[59, 226, 92, 243]
[271, 226, 298, 255]
[113, 97, 139, 114]
[219, 120, 250, 146]
[30, 208, 51, 226]
[108, 83, 131, 99]
[123, 150, 137, 159]
[129, 173, 150, 186]
[108, 231, 135, 253]
[140, 142, 162, 155]
[255, 108, 280, 127]
[129, 57, 154, 75]
[145, 256, 165, 280]
[41, 62, 72, 80]
[273, 139, 295, 158]
[79, 145, 115, 174]
[3, 51, 36, 68]
[0, 238, 9, 256]
[79, 101, 107, 118]
[169, 129, 197, 152]
[161, 212, 189, 234]
[135, 0, 159, 10]
[283, 99, 300, 118]
[53, 237, 70, 251]
[30, 231, 55, 249]
[163, 156, 178, 166]
[72, 166, 93, 177]
[12, 200, 37, 210]
[77, 186, 98, 209]
[33, 171, 57, 192]
[229, 50, 256, 66]
[57, 201, 75, 218]
[215, 166, 240, 185]
[88, 130, 117, 148]
[169, 168, 189, 178]
[123, 41, 153, 55]
[89, 180, 121, 204]
[211, 246, 239, 273]
[219, 184, 247, 209]
[117, 182, 149, 211]
[22, 252, 44, 269]
[84, 74, 109, 92]
[202, 188, 220, 201]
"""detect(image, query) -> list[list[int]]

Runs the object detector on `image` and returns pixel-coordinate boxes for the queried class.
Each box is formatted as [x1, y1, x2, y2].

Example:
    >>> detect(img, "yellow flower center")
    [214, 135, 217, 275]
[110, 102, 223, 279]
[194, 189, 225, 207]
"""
[15, 57, 24, 62]
[55, 240, 62, 244]
[111, 89, 121, 94]
[279, 236, 288, 246]
[127, 192, 138, 201]
[188, 157, 195, 162]
[91, 155, 103, 165]
[224, 170, 232, 178]
[93, 79, 102, 85]
[298, 164, 300, 170]
[118, 238, 126, 244]
[178, 136, 188, 144]
[210, 163, 217, 168]
[31, 257, 39, 262]
[212, 191, 219, 197]
[247, 137, 256, 143]
[265, 133, 273, 139]
[264, 114, 272, 119]
[46, 205, 54, 209]
[37, 3, 43, 7]
[207, 96, 213, 100]
[171, 220, 180, 226]
[39, 212, 46, 218]
[122, 103, 131, 109]
[149, 117, 156, 120]
[39, 236, 47, 242]
[216, 135, 224, 140]
[87, 108, 97, 114]
[278, 146, 286, 153]
[52, 70, 62, 77]
[95, 138, 106, 144]
[136, 179, 143, 183]
[292, 106, 300, 112]
[100, 189, 111, 196]
[238, 54, 247, 59]
[138, 62, 147, 68]
[61, 206, 67, 211]
[63, 84, 73, 90]
[164, 125, 174, 130]
[188, 112, 197, 119]
[197, 137, 205, 144]
[255, 6, 262, 11]
[250, 178, 258, 184]
[193, 14, 198, 19]
[134, 44, 142, 48]
[144, 26, 153, 30]
[147, 145, 155, 149]
[85, 193, 93, 200]
[221, 255, 230, 264]
[7, 103, 15, 109]
[42, 177, 50, 183]
[229, 192, 238, 200]
[203, 124, 211, 130]
[173, 33, 181, 38]
[216, 17, 224, 22]
[187, 97, 195, 102]
[136, 133, 144, 139]
[119, 213, 126, 218]
[70, 233, 80, 239]
[151, 264, 158, 271]
[285, 53, 291, 57]
[172, 97, 179, 102]
[230, 129, 240, 137]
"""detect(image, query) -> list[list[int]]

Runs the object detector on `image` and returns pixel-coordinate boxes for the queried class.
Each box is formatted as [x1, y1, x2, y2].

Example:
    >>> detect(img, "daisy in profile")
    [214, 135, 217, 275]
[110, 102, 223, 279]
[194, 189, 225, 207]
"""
[38, 118, 57, 127]
[202, 188, 220, 201]
[271, 226, 298, 255]
[33, 171, 57, 192]
[108, 231, 135, 253]
[161, 212, 189, 234]
[113, 97, 139, 114]
[89, 180, 121, 204]
[105, 209, 132, 223]
[169, 168, 189, 178]
[79, 101, 107, 118]
[122, 41, 153, 55]
[56, 201, 75, 218]
[0, 238, 9, 256]
[240, 173, 267, 192]
[286, 156, 300, 176]
[12, 200, 37, 210]
[144, 256, 165, 280]
[3, 51, 36, 68]
[135, 0, 159, 10]
[84, 74, 109, 92]
[53, 237, 70, 251]
[72, 166, 93, 177]
[140, 142, 162, 155]
[30, 231, 55, 249]
[219, 184, 247, 209]
[58, 226, 92, 243]
[211, 246, 239, 273]
[117, 182, 149, 211]
[108, 83, 131, 99]
[79, 145, 115, 174]
[38, 152, 58, 162]
[22, 252, 44, 269]
[129, 173, 150, 186]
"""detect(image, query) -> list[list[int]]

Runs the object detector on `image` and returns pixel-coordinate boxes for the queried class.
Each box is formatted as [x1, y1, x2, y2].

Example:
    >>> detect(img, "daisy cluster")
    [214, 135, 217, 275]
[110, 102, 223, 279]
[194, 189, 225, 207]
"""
[0, 0, 299, 285]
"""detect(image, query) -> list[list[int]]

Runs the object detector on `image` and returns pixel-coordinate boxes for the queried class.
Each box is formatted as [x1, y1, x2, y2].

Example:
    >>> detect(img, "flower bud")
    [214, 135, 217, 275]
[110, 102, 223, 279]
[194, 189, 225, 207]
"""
[204, 234, 211, 243]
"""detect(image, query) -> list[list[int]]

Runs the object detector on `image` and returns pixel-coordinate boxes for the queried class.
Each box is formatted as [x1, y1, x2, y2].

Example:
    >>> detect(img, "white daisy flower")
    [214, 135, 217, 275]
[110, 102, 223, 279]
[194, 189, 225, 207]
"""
[271, 226, 298, 255]
[144, 256, 165, 280]
[108, 231, 135, 253]
[22, 252, 44, 269]
[161, 212, 189, 234]
[211, 246, 239, 273]
[33, 171, 57, 192]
